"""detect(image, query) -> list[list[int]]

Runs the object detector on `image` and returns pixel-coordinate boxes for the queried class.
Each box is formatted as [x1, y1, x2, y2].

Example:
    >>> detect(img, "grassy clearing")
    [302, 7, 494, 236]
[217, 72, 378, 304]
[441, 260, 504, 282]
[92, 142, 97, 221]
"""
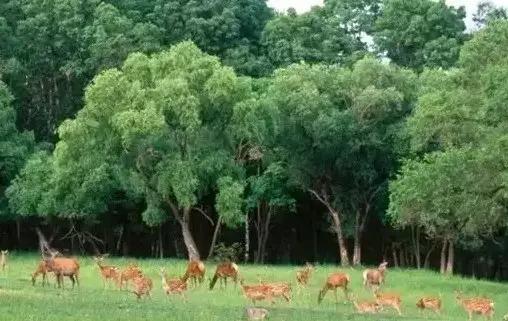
[0, 253, 506, 321]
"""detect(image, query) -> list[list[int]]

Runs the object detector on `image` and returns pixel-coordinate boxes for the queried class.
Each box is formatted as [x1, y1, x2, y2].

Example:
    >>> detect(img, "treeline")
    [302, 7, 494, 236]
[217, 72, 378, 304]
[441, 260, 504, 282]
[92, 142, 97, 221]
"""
[1, 0, 508, 279]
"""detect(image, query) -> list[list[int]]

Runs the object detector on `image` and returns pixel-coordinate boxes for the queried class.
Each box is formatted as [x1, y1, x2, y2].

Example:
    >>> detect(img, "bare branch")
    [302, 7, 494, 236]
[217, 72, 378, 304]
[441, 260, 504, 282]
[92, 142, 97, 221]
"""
[192, 207, 214, 225]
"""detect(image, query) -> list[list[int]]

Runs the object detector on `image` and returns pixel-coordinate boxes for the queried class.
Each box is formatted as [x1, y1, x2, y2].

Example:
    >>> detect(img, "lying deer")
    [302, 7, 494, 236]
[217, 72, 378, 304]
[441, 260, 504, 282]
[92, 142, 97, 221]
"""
[118, 263, 142, 290]
[363, 261, 388, 291]
[131, 275, 153, 300]
[374, 290, 402, 315]
[209, 261, 239, 290]
[245, 307, 269, 320]
[456, 292, 494, 320]
[44, 251, 80, 288]
[93, 254, 119, 289]
[182, 259, 205, 287]
[160, 268, 187, 299]
[351, 295, 381, 314]
[416, 296, 442, 314]
[296, 262, 314, 287]
[1, 250, 8, 272]
[317, 272, 350, 304]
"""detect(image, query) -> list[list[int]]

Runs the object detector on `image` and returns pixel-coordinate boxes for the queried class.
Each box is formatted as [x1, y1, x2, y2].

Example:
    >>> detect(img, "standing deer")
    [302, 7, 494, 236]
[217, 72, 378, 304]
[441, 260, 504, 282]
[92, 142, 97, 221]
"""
[363, 261, 388, 291]
[209, 261, 239, 290]
[31, 260, 52, 286]
[182, 260, 205, 287]
[118, 263, 143, 290]
[44, 250, 80, 288]
[374, 290, 402, 315]
[296, 262, 314, 287]
[131, 275, 153, 300]
[160, 268, 187, 299]
[1, 250, 8, 272]
[317, 272, 350, 304]
[456, 292, 494, 320]
[416, 296, 442, 314]
[93, 254, 119, 289]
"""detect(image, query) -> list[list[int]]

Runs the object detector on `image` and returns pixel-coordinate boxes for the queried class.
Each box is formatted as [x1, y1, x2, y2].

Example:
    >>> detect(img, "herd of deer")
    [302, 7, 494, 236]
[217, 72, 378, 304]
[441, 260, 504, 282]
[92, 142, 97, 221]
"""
[0, 250, 498, 320]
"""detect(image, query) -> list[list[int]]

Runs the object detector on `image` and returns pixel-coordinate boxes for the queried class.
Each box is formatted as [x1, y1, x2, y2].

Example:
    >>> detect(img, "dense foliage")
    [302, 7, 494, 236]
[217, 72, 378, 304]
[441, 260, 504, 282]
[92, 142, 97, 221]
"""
[2, 0, 508, 277]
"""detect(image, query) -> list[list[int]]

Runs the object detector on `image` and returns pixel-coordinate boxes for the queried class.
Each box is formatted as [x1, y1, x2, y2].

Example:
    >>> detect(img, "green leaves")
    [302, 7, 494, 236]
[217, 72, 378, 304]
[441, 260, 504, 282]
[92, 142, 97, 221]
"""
[215, 176, 245, 227]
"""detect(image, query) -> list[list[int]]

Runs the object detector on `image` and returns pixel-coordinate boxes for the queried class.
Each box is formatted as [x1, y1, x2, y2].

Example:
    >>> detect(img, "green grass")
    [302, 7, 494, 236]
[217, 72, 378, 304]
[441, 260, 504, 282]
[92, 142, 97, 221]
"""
[0, 253, 506, 321]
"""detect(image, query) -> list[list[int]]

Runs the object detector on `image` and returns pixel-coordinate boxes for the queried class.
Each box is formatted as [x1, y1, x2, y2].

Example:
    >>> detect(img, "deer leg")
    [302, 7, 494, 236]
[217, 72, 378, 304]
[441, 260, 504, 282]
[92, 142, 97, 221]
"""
[224, 277, 228, 289]
[334, 288, 338, 303]
[394, 304, 402, 316]
[69, 275, 75, 288]
[75, 273, 80, 287]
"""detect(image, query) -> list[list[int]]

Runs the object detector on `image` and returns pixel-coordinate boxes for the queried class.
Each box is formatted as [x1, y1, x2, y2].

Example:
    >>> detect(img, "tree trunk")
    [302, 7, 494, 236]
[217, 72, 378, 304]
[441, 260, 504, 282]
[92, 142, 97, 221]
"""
[440, 239, 448, 274]
[423, 241, 437, 269]
[244, 213, 250, 263]
[411, 225, 421, 269]
[352, 210, 362, 266]
[16, 219, 21, 244]
[392, 246, 399, 268]
[446, 241, 454, 275]
[207, 216, 222, 259]
[179, 208, 200, 260]
[115, 225, 124, 255]
[158, 226, 164, 259]
[399, 245, 406, 267]
[259, 207, 273, 264]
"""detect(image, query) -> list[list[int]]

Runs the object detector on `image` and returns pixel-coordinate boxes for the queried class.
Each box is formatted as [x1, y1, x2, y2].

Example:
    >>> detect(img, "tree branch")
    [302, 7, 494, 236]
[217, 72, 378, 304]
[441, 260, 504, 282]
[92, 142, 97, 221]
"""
[192, 207, 214, 225]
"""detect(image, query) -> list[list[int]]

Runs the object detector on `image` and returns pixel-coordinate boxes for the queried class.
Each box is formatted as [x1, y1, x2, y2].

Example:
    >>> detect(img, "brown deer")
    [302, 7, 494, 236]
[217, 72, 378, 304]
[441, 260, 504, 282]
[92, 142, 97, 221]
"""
[374, 291, 402, 315]
[1, 250, 8, 272]
[31, 260, 52, 286]
[160, 268, 187, 299]
[363, 261, 388, 291]
[317, 272, 350, 304]
[131, 275, 153, 300]
[262, 282, 292, 302]
[416, 296, 442, 314]
[351, 295, 381, 314]
[456, 292, 494, 320]
[245, 307, 269, 320]
[209, 261, 239, 290]
[93, 254, 120, 288]
[182, 259, 205, 287]
[118, 263, 143, 290]
[44, 251, 80, 288]
[240, 280, 274, 305]
[296, 262, 314, 287]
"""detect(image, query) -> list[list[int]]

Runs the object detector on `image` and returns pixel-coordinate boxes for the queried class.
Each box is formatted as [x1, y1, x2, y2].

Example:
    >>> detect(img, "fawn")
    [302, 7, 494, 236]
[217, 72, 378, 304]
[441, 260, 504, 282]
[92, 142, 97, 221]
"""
[374, 290, 402, 315]
[262, 282, 292, 302]
[363, 261, 388, 291]
[160, 268, 187, 299]
[93, 254, 120, 288]
[209, 261, 239, 290]
[296, 262, 314, 287]
[317, 272, 350, 304]
[1, 250, 8, 272]
[131, 275, 153, 300]
[240, 280, 274, 305]
[351, 295, 381, 314]
[118, 263, 143, 290]
[456, 292, 494, 320]
[416, 296, 442, 314]
[44, 250, 80, 288]
[245, 307, 269, 320]
[182, 259, 205, 287]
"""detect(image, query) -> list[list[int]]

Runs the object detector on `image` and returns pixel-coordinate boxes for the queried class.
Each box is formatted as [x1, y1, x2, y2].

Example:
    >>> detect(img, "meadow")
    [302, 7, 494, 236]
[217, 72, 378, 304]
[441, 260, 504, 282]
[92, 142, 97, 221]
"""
[0, 253, 506, 321]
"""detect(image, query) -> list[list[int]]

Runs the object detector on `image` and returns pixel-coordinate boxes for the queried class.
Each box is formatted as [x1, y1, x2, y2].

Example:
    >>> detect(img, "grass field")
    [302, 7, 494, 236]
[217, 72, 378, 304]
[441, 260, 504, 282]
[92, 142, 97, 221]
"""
[0, 253, 506, 321]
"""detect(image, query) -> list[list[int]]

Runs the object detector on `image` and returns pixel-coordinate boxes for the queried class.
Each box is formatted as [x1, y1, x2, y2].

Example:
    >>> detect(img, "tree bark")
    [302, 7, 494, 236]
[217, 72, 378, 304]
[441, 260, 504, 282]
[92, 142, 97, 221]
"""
[207, 216, 222, 259]
[423, 241, 437, 269]
[178, 207, 200, 260]
[352, 210, 362, 266]
[392, 245, 399, 268]
[446, 241, 454, 275]
[260, 207, 273, 264]
[440, 239, 448, 274]
[411, 225, 421, 269]
[158, 225, 164, 259]
[244, 213, 250, 263]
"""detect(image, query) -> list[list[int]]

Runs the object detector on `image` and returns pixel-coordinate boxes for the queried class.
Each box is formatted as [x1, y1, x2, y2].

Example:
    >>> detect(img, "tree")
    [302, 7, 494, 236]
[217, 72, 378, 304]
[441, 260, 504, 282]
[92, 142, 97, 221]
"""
[374, 0, 467, 71]
[473, 1, 508, 28]
[23, 42, 250, 260]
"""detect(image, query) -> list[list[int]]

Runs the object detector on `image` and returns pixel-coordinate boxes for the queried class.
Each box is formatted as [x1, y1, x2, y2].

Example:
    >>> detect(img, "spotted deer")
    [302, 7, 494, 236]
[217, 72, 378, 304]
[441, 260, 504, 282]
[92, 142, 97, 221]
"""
[352, 295, 381, 314]
[209, 261, 239, 290]
[317, 272, 350, 304]
[296, 262, 314, 287]
[416, 296, 442, 314]
[93, 254, 120, 288]
[455, 292, 494, 320]
[131, 275, 153, 299]
[160, 268, 187, 299]
[374, 290, 402, 315]
[118, 263, 142, 290]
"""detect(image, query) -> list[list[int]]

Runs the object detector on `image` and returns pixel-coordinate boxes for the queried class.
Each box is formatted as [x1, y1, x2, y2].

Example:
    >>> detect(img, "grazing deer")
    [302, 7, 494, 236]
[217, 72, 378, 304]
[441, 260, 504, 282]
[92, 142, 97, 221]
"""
[351, 295, 381, 314]
[1, 250, 8, 272]
[296, 262, 314, 287]
[182, 259, 205, 287]
[363, 261, 388, 291]
[31, 260, 52, 286]
[240, 280, 274, 305]
[262, 282, 292, 302]
[44, 251, 80, 288]
[317, 272, 350, 304]
[416, 296, 442, 314]
[374, 291, 402, 315]
[160, 268, 187, 299]
[455, 292, 494, 320]
[93, 254, 120, 289]
[131, 275, 153, 300]
[209, 261, 239, 290]
[245, 307, 269, 320]
[118, 263, 143, 290]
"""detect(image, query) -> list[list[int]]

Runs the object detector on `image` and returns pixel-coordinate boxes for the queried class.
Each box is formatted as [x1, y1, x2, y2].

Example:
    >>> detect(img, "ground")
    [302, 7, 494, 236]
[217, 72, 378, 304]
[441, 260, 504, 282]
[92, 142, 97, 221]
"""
[0, 253, 506, 321]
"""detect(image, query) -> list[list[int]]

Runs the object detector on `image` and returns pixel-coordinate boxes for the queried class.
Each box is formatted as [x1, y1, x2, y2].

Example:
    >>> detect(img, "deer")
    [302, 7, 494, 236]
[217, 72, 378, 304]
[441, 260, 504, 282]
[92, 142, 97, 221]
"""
[296, 262, 314, 287]
[118, 263, 143, 290]
[160, 268, 187, 299]
[1, 250, 8, 272]
[93, 254, 120, 289]
[317, 272, 350, 304]
[374, 290, 402, 315]
[43, 250, 80, 288]
[245, 307, 269, 320]
[455, 292, 494, 320]
[240, 280, 274, 305]
[209, 261, 239, 290]
[363, 261, 388, 291]
[261, 281, 292, 302]
[351, 294, 381, 314]
[182, 259, 205, 287]
[131, 274, 153, 300]
[31, 260, 53, 286]
[416, 296, 442, 314]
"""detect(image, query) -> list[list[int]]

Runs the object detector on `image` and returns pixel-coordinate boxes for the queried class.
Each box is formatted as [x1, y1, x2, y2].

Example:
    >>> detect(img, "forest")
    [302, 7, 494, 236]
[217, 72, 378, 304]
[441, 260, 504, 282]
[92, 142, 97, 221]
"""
[1, 0, 508, 280]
